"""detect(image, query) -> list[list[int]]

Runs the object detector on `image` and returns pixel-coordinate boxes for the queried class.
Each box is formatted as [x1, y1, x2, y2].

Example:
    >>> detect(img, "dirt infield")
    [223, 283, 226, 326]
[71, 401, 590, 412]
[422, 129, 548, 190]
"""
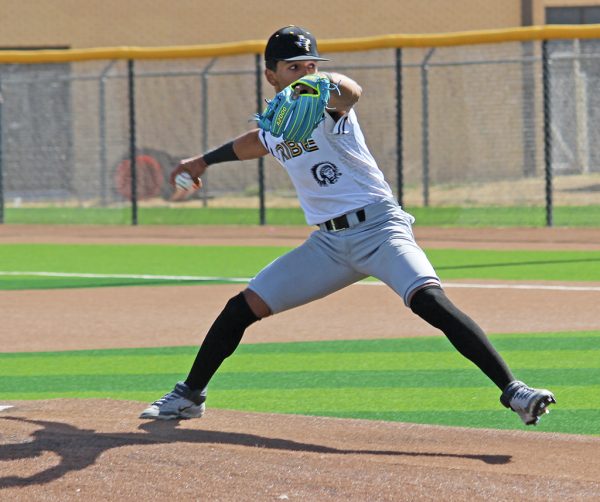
[1, 401, 599, 501]
[3, 281, 600, 353]
[3, 223, 600, 249]
[1, 224, 600, 500]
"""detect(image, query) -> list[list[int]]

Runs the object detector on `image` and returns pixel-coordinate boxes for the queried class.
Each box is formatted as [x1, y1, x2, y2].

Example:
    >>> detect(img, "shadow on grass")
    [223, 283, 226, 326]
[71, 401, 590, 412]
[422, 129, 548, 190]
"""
[0, 416, 511, 488]
[437, 256, 600, 271]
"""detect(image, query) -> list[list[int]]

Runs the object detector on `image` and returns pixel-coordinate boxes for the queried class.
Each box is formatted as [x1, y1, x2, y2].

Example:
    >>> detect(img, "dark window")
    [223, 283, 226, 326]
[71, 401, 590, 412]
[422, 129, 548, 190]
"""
[583, 6, 600, 23]
[547, 7, 581, 24]
[547, 6, 600, 24]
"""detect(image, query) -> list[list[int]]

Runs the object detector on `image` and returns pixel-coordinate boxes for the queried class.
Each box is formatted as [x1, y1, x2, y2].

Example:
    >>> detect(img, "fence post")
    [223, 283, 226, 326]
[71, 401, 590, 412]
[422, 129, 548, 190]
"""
[98, 60, 116, 207]
[520, 0, 536, 178]
[200, 58, 217, 208]
[0, 81, 4, 224]
[420, 48, 435, 208]
[255, 54, 266, 225]
[542, 41, 553, 227]
[395, 48, 404, 207]
[99, 67, 107, 206]
[521, 42, 537, 177]
[127, 59, 138, 225]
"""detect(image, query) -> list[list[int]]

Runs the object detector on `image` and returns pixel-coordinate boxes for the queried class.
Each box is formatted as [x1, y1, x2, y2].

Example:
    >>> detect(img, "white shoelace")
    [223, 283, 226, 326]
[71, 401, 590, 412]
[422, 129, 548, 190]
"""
[152, 390, 181, 406]
[510, 385, 536, 406]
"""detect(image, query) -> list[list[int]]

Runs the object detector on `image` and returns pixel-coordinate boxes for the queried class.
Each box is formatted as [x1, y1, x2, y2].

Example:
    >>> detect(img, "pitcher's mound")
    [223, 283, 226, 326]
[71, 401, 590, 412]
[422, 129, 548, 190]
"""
[0, 399, 598, 500]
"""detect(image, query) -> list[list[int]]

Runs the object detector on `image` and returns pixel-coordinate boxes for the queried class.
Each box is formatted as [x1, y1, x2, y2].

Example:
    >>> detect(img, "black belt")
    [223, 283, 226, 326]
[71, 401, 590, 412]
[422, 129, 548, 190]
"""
[321, 208, 366, 231]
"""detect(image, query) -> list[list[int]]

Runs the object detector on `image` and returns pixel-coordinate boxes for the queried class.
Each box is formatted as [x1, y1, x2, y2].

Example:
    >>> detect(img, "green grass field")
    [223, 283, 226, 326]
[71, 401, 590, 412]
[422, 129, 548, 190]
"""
[0, 332, 598, 435]
[1, 241, 599, 435]
[1, 243, 599, 290]
[3, 204, 600, 226]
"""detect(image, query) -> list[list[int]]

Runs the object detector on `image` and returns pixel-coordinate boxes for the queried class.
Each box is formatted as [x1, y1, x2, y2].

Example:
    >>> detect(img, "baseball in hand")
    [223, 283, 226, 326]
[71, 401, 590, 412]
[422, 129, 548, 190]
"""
[174, 172, 196, 191]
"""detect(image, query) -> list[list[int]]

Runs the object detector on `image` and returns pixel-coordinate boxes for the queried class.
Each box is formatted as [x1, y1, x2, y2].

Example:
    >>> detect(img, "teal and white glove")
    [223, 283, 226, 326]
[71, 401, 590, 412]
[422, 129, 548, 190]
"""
[256, 74, 335, 143]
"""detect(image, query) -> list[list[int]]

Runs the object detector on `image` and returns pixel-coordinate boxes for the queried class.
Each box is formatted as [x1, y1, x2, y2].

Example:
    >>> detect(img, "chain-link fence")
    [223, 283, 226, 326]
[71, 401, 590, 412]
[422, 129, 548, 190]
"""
[0, 37, 599, 226]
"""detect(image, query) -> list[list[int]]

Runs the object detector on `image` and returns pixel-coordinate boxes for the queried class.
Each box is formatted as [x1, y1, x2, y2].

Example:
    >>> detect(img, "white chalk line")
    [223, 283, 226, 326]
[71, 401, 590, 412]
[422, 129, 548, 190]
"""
[0, 271, 250, 283]
[357, 281, 600, 292]
[0, 405, 14, 412]
[442, 282, 600, 292]
[1, 271, 600, 292]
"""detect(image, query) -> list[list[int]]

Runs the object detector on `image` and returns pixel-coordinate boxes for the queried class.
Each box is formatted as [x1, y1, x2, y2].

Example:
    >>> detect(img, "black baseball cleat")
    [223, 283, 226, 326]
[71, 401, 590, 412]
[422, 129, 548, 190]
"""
[500, 380, 556, 425]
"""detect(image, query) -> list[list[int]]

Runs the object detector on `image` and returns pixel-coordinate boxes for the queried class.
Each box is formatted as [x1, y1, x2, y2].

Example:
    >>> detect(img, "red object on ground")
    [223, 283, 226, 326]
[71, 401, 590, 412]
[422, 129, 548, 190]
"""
[114, 154, 164, 200]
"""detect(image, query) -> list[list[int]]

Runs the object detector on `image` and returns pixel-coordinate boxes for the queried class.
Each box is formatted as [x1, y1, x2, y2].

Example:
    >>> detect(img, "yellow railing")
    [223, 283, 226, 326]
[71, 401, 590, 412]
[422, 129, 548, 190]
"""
[1, 25, 600, 63]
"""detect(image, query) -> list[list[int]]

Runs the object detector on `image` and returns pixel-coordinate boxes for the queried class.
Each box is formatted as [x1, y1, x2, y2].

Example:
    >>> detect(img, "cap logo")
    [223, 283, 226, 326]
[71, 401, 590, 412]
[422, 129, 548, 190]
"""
[294, 35, 311, 53]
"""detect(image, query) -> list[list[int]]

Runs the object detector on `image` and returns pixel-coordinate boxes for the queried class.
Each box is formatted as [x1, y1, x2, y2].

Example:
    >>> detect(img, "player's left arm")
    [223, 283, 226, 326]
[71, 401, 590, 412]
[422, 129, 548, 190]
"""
[319, 71, 362, 118]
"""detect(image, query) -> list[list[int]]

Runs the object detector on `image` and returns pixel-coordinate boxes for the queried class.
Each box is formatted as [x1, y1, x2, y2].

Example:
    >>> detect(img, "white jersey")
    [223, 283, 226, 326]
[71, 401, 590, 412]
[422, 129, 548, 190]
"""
[258, 109, 394, 225]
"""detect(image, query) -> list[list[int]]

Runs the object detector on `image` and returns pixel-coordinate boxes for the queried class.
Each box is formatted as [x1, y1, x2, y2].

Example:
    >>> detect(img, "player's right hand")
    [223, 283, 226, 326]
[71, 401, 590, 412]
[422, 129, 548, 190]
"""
[169, 155, 207, 189]
[169, 155, 207, 201]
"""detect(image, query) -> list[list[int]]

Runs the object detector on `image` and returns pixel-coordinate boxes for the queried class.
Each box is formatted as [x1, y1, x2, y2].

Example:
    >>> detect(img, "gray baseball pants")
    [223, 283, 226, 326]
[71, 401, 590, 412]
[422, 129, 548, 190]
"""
[248, 198, 441, 314]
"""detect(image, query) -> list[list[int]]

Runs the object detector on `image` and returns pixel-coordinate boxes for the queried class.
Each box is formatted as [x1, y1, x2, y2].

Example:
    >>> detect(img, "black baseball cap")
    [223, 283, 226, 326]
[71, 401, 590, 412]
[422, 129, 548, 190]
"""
[264, 26, 329, 63]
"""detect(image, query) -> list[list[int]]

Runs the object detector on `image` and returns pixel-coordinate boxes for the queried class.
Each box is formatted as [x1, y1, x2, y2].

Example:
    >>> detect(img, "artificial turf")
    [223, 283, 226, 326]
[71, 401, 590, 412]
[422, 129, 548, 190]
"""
[1, 244, 599, 290]
[1, 243, 598, 435]
[1, 332, 598, 435]
[4, 205, 600, 227]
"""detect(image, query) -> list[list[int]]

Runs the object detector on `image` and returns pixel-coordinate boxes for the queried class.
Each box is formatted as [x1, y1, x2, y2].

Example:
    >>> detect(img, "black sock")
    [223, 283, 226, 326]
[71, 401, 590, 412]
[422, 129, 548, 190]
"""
[410, 286, 514, 390]
[184, 292, 260, 391]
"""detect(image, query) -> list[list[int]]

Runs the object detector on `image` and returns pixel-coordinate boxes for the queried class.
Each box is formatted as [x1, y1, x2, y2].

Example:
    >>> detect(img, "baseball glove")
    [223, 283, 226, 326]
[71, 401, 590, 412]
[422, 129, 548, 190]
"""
[255, 74, 334, 143]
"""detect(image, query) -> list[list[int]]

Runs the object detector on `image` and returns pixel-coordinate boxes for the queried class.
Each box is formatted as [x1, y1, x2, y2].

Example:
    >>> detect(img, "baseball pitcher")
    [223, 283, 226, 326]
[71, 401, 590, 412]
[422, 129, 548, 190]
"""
[141, 26, 555, 426]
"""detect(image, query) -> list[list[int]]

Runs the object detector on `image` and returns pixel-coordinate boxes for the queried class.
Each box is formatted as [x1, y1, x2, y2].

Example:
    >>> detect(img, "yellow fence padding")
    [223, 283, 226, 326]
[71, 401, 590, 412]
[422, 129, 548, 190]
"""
[1, 25, 600, 63]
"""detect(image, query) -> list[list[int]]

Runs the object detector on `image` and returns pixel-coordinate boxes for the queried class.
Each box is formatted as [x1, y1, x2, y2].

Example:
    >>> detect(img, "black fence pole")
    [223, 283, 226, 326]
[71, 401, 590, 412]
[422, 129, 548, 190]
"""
[521, 41, 537, 177]
[255, 54, 266, 225]
[420, 48, 435, 208]
[0, 82, 4, 224]
[542, 40, 553, 227]
[395, 48, 404, 207]
[200, 58, 217, 208]
[127, 60, 138, 226]
[98, 60, 115, 207]
[99, 73, 107, 206]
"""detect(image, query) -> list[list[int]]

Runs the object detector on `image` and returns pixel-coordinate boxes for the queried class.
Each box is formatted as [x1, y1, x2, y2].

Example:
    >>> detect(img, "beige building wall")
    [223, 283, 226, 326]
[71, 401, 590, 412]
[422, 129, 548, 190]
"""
[2, 0, 598, 50]
[1, 0, 525, 49]
[2, 1, 599, 50]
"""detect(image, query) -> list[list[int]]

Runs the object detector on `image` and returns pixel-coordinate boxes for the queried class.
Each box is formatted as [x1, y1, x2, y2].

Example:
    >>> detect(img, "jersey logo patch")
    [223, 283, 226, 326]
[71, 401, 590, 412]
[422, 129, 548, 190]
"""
[311, 162, 342, 187]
